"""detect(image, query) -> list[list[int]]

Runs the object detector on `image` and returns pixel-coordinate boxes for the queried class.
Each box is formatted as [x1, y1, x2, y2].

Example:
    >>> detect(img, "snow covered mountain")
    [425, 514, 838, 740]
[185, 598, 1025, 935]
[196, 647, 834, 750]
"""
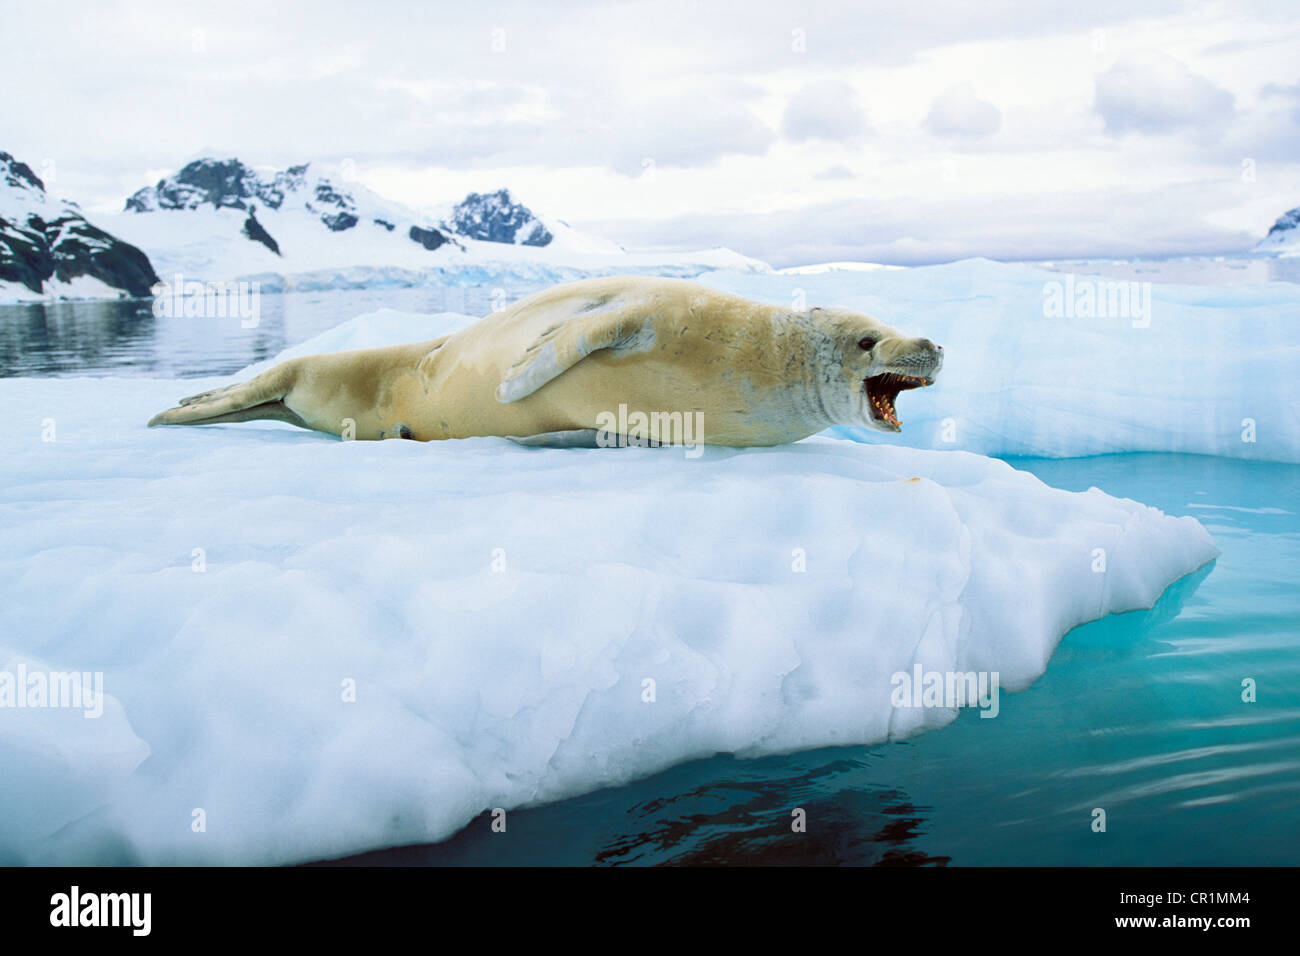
[1254, 205, 1300, 256]
[0, 154, 767, 301]
[96, 157, 765, 291]
[110, 157, 461, 275]
[124, 158, 420, 236]
[0, 151, 159, 300]
[114, 155, 635, 262]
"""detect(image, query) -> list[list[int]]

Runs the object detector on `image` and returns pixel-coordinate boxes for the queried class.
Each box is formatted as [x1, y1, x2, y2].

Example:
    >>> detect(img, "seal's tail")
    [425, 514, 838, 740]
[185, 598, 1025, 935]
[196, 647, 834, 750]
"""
[147, 360, 307, 429]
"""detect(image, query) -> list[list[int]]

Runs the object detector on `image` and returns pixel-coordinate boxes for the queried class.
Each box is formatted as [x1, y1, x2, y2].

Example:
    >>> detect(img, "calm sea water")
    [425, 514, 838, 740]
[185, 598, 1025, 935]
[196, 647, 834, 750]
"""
[4, 260, 1296, 866]
[0, 284, 550, 379]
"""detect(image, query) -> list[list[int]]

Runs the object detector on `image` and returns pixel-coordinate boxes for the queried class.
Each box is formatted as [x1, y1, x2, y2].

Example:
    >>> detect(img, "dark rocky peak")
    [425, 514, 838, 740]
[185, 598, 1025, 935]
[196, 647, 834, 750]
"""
[1265, 206, 1300, 238]
[125, 158, 361, 232]
[1, 148, 159, 297]
[450, 188, 552, 246]
[0, 151, 46, 194]
[126, 157, 264, 212]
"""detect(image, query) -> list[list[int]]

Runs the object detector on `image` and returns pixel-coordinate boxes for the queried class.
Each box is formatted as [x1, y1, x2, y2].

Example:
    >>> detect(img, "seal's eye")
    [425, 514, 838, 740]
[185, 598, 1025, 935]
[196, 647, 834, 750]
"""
[858, 336, 877, 351]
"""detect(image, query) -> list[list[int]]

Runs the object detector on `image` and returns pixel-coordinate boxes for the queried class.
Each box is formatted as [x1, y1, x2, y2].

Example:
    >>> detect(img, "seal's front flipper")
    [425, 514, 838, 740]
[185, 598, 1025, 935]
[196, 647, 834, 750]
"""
[495, 303, 655, 403]
[506, 429, 604, 448]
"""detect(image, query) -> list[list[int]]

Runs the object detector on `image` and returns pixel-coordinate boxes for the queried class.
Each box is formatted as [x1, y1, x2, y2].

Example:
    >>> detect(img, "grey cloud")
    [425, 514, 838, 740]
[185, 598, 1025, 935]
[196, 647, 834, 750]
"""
[782, 81, 870, 143]
[1226, 82, 1300, 161]
[607, 95, 775, 175]
[1094, 54, 1236, 135]
[924, 84, 1001, 137]
[579, 184, 1257, 267]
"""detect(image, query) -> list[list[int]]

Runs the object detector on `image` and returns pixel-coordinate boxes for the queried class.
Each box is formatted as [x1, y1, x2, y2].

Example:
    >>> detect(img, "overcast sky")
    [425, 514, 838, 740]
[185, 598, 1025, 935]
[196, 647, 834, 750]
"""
[5, 0, 1299, 266]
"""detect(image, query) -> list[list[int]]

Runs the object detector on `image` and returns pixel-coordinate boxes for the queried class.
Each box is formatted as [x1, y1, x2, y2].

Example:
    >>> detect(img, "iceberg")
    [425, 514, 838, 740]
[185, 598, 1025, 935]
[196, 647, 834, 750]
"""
[701, 260, 1300, 463]
[0, 314, 1217, 863]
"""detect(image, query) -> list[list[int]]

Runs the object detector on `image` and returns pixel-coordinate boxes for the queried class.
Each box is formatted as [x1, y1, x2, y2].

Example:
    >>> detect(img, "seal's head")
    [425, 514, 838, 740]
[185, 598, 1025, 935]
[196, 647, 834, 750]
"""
[818, 308, 944, 433]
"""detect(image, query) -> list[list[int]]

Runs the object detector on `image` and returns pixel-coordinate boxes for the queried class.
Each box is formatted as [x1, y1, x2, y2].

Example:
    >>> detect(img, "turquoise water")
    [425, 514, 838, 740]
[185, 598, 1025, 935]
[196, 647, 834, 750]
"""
[321, 453, 1300, 866]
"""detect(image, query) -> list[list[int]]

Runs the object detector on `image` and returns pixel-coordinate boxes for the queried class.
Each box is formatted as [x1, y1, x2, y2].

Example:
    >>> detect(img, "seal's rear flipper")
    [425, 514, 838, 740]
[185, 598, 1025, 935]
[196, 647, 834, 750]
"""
[149, 400, 308, 429]
[507, 429, 604, 448]
[148, 361, 303, 429]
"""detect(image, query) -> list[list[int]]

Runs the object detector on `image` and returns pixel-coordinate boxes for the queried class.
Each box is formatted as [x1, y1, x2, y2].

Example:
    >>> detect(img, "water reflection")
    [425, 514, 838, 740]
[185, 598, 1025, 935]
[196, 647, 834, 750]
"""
[0, 299, 160, 377]
[309, 749, 952, 867]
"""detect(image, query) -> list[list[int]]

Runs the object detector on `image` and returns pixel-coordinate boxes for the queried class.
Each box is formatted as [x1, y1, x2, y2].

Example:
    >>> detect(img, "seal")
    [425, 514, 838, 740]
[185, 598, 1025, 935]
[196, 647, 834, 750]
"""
[147, 276, 943, 446]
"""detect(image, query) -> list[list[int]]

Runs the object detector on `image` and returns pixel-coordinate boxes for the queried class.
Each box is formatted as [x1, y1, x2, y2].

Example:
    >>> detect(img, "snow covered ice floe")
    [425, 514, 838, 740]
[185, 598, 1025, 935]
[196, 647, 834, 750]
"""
[0, 312, 1217, 864]
[701, 260, 1300, 463]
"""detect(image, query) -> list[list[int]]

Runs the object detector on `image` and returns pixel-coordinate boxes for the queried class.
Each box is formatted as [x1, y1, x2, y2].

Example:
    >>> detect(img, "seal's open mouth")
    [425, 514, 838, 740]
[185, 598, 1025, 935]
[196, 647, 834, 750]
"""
[864, 373, 932, 429]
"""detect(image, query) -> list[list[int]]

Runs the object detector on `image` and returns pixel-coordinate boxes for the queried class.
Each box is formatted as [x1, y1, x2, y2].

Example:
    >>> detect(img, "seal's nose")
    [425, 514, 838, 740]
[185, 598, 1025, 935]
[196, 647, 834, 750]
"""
[922, 339, 944, 376]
